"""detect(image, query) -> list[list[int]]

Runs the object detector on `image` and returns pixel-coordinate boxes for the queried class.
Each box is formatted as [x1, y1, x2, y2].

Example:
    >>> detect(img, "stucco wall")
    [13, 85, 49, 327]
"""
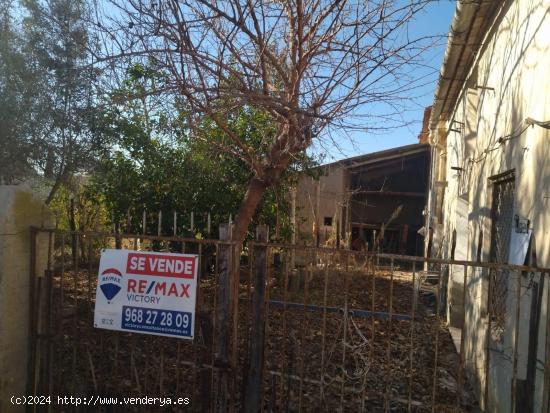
[0, 186, 53, 412]
[295, 164, 347, 245]
[429, 1, 550, 411]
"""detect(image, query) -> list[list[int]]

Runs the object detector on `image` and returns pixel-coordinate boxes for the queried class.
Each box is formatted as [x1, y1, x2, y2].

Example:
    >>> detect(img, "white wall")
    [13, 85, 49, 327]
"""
[429, 0, 550, 411]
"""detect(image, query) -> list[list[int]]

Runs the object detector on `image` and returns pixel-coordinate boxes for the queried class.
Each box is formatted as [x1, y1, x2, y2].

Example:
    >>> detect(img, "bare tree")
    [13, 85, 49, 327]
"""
[95, 0, 437, 245]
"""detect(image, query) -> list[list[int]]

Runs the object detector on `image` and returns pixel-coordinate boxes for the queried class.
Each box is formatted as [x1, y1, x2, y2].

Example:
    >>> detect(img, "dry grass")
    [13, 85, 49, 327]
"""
[44, 260, 477, 412]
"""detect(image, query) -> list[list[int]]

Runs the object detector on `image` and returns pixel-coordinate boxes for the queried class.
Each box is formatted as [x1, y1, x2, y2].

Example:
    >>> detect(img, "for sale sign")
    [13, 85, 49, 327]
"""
[94, 249, 198, 339]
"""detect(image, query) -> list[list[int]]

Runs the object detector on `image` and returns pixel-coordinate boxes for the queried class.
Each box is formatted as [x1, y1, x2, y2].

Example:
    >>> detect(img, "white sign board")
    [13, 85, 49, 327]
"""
[508, 229, 532, 265]
[94, 249, 198, 339]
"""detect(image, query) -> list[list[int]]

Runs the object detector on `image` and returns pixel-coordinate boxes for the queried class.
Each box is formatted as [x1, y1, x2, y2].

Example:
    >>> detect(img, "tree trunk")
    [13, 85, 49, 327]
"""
[231, 177, 269, 246]
[69, 198, 77, 265]
[45, 167, 70, 205]
[231, 138, 293, 246]
[45, 178, 63, 205]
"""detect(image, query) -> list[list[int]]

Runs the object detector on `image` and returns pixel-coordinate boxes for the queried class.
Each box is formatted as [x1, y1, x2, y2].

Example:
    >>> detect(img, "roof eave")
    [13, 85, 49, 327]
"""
[429, 1, 501, 132]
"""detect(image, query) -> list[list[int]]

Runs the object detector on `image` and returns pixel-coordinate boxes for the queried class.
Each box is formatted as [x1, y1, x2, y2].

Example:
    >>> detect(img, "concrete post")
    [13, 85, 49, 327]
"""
[0, 186, 53, 412]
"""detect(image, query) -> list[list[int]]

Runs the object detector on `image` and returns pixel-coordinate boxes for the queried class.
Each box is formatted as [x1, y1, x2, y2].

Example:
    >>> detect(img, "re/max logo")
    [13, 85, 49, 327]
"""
[127, 279, 191, 298]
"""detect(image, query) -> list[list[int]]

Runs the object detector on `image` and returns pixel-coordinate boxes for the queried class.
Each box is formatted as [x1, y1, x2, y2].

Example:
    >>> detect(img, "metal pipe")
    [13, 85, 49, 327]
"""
[431, 265, 442, 412]
[511, 270, 522, 412]
[264, 300, 411, 321]
[28, 227, 550, 272]
[384, 258, 395, 412]
[457, 265, 468, 407]
[407, 262, 417, 413]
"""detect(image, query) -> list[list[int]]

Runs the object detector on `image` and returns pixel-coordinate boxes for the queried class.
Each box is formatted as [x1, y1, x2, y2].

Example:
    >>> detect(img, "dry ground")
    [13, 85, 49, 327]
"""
[43, 258, 478, 412]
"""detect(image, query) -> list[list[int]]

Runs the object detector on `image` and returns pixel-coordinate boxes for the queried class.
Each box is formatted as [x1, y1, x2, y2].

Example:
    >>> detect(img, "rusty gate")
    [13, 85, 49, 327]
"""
[27, 226, 550, 412]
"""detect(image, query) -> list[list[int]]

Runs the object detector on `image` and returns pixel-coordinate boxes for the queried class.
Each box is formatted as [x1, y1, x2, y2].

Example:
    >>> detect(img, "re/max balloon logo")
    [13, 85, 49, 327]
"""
[99, 268, 123, 301]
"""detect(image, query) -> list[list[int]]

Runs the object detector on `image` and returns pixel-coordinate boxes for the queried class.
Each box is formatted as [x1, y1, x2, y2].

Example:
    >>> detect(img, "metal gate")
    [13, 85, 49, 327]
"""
[27, 226, 549, 412]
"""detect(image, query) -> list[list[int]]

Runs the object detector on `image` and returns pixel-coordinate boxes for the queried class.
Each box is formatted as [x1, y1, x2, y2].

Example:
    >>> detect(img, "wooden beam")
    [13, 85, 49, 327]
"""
[351, 222, 381, 229]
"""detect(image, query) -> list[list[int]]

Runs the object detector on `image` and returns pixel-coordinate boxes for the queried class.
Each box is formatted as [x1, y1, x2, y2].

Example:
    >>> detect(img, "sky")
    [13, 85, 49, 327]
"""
[314, 0, 457, 163]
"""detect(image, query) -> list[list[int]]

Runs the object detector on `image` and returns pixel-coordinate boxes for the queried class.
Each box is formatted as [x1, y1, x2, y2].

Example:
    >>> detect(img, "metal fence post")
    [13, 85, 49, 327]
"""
[542, 273, 550, 411]
[216, 223, 233, 413]
[484, 268, 493, 411]
[244, 225, 268, 412]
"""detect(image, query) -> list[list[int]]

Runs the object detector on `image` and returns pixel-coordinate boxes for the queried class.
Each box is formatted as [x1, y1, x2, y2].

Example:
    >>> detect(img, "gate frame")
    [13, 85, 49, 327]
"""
[27, 226, 550, 412]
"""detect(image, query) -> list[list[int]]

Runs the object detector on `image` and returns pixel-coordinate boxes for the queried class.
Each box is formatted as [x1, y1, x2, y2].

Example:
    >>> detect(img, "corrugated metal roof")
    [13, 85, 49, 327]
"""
[320, 143, 429, 170]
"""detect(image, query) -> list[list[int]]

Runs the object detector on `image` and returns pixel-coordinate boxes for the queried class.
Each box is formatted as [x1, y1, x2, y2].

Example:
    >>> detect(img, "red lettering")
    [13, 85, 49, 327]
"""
[128, 279, 137, 292]
[168, 283, 178, 296]
[154, 282, 166, 295]
[138, 279, 147, 294]
[180, 284, 190, 298]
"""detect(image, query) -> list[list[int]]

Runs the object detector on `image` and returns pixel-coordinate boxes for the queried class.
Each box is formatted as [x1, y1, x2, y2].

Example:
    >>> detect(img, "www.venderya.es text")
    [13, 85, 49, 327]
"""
[11, 395, 190, 407]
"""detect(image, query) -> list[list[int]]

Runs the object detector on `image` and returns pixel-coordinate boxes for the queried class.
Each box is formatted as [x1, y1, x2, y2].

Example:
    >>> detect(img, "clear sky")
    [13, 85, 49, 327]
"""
[314, 0, 456, 162]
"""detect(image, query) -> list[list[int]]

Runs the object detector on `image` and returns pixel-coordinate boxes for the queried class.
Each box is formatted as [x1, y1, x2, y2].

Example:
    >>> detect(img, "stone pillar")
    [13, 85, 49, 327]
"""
[0, 186, 53, 412]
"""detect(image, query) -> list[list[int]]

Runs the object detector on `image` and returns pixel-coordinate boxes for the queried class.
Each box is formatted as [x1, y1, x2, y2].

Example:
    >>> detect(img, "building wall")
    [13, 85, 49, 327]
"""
[295, 164, 347, 246]
[295, 147, 429, 253]
[429, 1, 550, 411]
[0, 186, 53, 412]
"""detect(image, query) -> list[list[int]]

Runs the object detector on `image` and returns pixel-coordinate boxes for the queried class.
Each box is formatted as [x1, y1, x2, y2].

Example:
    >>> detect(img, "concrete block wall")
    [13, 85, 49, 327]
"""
[0, 186, 53, 412]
